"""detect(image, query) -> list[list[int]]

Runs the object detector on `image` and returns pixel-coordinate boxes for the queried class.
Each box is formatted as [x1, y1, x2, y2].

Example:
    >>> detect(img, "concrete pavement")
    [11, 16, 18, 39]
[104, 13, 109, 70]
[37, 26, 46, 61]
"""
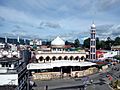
[32, 64, 120, 90]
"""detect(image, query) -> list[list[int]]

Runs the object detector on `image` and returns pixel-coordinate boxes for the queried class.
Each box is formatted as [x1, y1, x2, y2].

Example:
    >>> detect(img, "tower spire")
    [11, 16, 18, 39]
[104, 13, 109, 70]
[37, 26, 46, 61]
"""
[17, 36, 20, 43]
[5, 36, 7, 43]
[90, 22, 96, 60]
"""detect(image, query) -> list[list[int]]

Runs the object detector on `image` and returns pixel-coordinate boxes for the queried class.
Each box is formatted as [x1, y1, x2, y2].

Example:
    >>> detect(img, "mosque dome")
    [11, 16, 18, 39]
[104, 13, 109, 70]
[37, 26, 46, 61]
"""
[51, 36, 65, 46]
[91, 23, 96, 29]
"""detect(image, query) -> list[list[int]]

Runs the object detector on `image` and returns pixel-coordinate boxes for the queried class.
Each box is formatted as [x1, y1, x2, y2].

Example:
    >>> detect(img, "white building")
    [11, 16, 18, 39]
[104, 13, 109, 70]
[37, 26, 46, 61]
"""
[30, 39, 42, 46]
[90, 23, 96, 60]
[35, 36, 86, 63]
[0, 43, 5, 49]
[0, 50, 30, 90]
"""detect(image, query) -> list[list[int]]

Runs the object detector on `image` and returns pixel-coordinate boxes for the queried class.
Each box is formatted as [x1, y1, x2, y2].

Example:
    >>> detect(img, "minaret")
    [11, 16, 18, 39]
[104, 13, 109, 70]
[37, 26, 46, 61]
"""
[5, 36, 7, 43]
[90, 23, 96, 60]
[17, 36, 20, 43]
[24, 38, 26, 44]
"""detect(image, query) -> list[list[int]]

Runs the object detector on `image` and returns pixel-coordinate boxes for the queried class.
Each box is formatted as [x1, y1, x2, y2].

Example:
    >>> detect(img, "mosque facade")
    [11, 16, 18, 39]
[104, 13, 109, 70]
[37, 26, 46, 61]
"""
[35, 36, 86, 63]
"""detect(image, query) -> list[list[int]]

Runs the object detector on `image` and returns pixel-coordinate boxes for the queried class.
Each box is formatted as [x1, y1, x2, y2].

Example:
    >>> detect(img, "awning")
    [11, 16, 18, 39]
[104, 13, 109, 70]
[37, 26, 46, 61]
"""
[27, 60, 96, 70]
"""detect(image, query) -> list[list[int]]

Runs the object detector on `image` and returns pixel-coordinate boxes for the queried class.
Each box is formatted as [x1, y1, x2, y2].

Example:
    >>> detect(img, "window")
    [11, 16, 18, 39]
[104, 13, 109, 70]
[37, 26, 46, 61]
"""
[91, 54, 92, 59]
[93, 54, 96, 59]
[93, 48, 95, 52]
[91, 41, 95, 46]
[6, 63, 9, 67]
[9, 64, 11, 67]
[2, 64, 5, 67]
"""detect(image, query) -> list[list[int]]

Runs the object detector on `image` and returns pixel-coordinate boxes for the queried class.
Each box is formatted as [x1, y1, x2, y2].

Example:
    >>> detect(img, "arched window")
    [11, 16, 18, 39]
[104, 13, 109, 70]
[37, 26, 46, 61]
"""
[81, 56, 85, 60]
[13, 55, 17, 58]
[58, 56, 62, 60]
[70, 56, 74, 60]
[39, 56, 44, 61]
[52, 56, 56, 61]
[46, 56, 50, 61]
[3, 55, 7, 58]
[75, 56, 79, 60]
[64, 56, 68, 60]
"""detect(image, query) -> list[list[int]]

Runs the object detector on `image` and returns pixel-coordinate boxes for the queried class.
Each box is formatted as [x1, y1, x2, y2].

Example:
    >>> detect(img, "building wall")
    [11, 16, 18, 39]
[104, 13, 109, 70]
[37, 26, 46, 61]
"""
[0, 74, 18, 85]
[36, 52, 86, 62]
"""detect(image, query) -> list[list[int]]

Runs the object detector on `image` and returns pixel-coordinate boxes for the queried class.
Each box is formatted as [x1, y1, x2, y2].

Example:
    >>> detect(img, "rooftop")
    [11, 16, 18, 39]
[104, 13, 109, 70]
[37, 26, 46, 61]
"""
[51, 36, 65, 46]
[0, 57, 21, 62]
[111, 45, 120, 49]
[27, 60, 96, 70]
[0, 85, 17, 90]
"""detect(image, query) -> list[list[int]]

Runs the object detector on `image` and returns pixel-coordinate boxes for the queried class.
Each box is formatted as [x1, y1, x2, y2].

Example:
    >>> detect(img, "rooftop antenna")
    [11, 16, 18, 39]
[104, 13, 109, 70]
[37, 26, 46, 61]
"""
[91, 0, 96, 24]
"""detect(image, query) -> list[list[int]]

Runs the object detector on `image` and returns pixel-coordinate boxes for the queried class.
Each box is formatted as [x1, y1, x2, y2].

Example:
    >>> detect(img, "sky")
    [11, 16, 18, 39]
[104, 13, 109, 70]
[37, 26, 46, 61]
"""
[0, 0, 120, 43]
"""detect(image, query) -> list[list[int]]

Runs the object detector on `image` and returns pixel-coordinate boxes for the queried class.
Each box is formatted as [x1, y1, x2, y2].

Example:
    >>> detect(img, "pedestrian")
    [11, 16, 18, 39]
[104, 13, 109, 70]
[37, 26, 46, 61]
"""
[46, 85, 48, 90]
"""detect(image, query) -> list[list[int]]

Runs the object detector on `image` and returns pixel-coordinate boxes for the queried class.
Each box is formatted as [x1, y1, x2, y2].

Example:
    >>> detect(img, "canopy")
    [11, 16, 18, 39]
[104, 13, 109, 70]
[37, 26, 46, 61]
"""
[27, 60, 96, 70]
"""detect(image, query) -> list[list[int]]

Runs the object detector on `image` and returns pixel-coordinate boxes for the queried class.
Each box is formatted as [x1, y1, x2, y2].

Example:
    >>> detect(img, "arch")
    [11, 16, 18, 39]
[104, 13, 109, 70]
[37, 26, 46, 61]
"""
[81, 56, 85, 60]
[75, 56, 79, 60]
[39, 56, 44, 61]
[3, 55, 7, 58]
[52, 56, 56, 61]
[46, 56, 50, 61]
[13, 55, 17, 58]
[70, 56, 74, 60]
[64, 56, 68, 60]
[58, 56, 62, 60]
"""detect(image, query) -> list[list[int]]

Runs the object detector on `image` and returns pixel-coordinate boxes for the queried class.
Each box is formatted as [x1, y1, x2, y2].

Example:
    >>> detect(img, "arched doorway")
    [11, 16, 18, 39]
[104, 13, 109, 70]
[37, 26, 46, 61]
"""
[75, 56, 79, 60]
[52, 56, 56, 61]
[70, 56, 74, 60]
[46, 56, 50, 61]
[58, 56, 62, 60]
[39, 56, 44, 61]
[64, 56, 68, 60]
[81, 56, 85, 60]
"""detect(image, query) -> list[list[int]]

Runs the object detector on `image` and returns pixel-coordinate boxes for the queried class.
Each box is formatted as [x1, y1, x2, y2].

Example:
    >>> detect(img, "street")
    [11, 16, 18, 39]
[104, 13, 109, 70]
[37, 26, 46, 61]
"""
[32, 64, 120, 90]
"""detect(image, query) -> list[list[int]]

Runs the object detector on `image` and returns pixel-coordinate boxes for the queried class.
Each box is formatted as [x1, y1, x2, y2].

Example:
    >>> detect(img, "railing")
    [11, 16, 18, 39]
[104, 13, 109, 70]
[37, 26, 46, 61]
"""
[36, 51, 86, 54]
[7, 69, 17, 73]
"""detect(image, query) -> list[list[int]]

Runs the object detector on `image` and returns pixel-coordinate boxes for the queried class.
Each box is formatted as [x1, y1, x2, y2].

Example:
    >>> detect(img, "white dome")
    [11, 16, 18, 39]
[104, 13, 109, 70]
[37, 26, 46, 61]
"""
[91, 23, 96, 28]
[51, 36, 65, 46]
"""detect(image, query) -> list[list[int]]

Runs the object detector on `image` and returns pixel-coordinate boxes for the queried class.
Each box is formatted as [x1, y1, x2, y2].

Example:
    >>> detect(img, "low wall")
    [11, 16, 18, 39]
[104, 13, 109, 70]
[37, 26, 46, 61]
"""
[32, 67, 98, 80]
[71, 67, 98, 78]
[32, 72, 61, 80]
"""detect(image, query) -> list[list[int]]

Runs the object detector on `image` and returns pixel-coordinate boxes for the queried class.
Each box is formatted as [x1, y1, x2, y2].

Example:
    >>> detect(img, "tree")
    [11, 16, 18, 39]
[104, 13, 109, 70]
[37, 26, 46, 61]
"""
[74, 39, 80, 48]
[65, 40, 74, 46]
[83, 38, 90, 48]
[96, 37, 100, 50]
[105, 37, 114, 50]
[114, 37, 120, 45]
[65, 41, 69, 45]
[99, 40, 106, 49]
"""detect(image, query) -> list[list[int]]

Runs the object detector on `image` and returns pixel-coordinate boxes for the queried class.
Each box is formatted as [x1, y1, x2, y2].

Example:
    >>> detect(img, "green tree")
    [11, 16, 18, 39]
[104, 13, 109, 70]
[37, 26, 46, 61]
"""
[96, 37, 100, 50]
[99, 40, 106, 49]
[83, 38, 90, 48]
[65, 40, 74, 46]
[114, 37, 120, 45]
[105, 37, 114, 50]
[74, 39, 80, 48]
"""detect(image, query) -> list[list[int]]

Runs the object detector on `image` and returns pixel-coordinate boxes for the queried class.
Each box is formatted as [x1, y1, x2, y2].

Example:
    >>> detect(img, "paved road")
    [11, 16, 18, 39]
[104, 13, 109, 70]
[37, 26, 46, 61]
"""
[32, 64, 120, 90]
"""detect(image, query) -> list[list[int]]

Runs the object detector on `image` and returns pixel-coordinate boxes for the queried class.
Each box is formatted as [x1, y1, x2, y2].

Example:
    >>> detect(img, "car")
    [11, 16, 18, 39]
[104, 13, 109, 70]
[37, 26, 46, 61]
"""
[30, 80, 37, 87]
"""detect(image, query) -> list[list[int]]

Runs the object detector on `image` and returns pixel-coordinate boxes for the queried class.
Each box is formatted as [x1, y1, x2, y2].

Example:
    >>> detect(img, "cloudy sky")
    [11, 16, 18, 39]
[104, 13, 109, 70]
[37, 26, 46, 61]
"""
[0, 0, 120, 42]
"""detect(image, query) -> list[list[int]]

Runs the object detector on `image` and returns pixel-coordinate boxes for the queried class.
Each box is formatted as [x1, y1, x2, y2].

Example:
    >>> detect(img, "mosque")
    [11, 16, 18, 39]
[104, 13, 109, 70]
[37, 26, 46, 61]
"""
[35, 36, 86, 63]
[27, 23, 98, 80]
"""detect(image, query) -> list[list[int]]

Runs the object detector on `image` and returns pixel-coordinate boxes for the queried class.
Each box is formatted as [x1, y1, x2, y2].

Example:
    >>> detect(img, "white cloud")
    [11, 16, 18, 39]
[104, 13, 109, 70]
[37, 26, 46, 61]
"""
[0, 5, 39, 25]
[0, 0, 120, 41]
